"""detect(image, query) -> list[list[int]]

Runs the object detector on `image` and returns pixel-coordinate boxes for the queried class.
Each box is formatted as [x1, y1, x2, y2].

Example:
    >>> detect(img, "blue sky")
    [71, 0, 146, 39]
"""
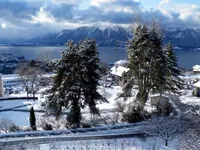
[0, 0, 200, 39]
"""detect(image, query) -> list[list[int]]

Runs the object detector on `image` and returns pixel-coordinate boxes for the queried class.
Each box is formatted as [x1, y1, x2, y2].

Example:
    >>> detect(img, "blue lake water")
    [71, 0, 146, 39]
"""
[0, 46, 199, 69]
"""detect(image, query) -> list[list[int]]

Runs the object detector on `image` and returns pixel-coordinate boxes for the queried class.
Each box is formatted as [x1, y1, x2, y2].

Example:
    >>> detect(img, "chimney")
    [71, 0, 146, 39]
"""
[115, 65, 118, 72]
[0, 74, 4, 97]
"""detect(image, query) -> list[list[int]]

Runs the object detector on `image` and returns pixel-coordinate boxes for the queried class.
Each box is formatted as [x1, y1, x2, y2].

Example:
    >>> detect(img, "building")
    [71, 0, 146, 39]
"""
[114, 60, 128, 66]
[110, 65, 129, 86]
[1, 74, 22, 87]
[110, 65, 129, 78]
[150, 94, 169, 107]
[192, 65, 200, 73]
[193, 81, 200, 97]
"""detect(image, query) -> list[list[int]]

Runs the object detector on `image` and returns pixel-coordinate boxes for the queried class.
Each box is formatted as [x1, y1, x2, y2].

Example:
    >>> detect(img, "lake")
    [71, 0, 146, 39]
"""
[0, 46, 199, 69]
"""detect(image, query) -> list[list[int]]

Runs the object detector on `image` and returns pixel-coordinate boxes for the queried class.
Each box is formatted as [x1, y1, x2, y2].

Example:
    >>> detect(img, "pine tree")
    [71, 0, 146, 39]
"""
[165, 42, 183, 94]
[45, 39, 105, 127]
[29, 106, 36, 130]
[123, 25, 166, 107]
[78, 39, 106, 114]
[149, 26, 167, 94]
[126, 25, 151, 106]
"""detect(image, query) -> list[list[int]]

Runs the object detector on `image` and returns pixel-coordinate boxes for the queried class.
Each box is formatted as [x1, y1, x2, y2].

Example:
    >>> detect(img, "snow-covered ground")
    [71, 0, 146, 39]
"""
[0, 72, 198, 150]
[2, 137, 177, 150]
[0, 84, 129, 126]
[180, 89, 200, 106]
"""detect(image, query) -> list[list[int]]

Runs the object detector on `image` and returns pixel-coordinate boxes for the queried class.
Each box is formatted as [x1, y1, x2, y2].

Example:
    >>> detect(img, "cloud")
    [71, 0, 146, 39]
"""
[0, 0, 200, 39]
[52, 0, 81, 5]
[159, 0, 170, 6]
[1, 23, 7, 29]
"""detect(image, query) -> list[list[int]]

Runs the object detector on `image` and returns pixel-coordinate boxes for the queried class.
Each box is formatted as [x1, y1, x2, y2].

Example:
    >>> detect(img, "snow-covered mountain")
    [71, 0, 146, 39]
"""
[24, 26, 131, 47]
[11, 26, 200, 48]
[163, 27, 200, 48]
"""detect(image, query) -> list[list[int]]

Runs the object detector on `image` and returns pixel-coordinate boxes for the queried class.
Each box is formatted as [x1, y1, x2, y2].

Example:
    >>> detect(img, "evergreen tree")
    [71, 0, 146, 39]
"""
[149, 26, 167, 94]
[165, 42, 183, 94]
[78, 39, 105, 114]
[126, 25, 151, 106]
[123, 25, 165, 107]
[45, 39, 105, 127]
[29, 106, 36, 130]
[122, 25, 182, 107]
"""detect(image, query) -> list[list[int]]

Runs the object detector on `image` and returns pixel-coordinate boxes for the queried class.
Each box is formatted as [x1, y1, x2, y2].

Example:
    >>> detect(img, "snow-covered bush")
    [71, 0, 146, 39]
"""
[0, 118, 15, 133]
[155, 103, 173, 117]
[122, 106, 150, 123]
[42, 123, 52, 130]
[37, 116, 67, 130]
[9, 124, 20, 132]
[146, 117, 187, 147]
[21, 126, 32, 132]
[115, 100, 126, 113]
[81, 123, 91, 128]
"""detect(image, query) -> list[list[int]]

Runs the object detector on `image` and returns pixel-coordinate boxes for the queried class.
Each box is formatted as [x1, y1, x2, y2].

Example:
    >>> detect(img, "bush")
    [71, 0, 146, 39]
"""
[21, 126, 32, 132]
[0, 118, 15, 133]
[122, 106, 150, 123]
[42, 123, 53, 130]
[115, 100, 126, 113]
[81, 123, 91, 128]
[163, 103, 173, 116]
[156, 103, 173, 116]
[9, 125, 20, 132]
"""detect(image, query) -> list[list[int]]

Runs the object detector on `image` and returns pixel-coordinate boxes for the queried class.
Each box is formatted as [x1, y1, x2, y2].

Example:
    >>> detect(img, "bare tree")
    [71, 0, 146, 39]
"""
[179, 128, 200, 150]
[15, 63, 43, 98]
[0, 118, 15, 133]
[178, 111, 200, 150]
[145, 117, 187, 147]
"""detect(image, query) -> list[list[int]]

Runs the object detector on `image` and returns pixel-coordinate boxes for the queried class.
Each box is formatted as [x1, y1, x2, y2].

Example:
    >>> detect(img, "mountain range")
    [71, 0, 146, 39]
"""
[2, 26, 200, 48]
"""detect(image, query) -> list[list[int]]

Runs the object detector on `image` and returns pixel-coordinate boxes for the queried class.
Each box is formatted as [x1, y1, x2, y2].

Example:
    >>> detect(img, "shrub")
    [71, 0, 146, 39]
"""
[122, 106, 150, 123]
[81, 123, 91, 128]
[156, 103, 173, 116]
[9, 125, 20, 132]
[163, 103, 173, 116]
[42, 123, 53, 130]
[0, 118, 15, 133]
[115, 100, 126, 113]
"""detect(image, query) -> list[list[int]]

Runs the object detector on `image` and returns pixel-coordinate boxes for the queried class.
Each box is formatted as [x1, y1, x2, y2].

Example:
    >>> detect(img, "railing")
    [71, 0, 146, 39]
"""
[0, 122, 148, 149]
[0, 122, 146, 139]
[0, 135, 154, 150]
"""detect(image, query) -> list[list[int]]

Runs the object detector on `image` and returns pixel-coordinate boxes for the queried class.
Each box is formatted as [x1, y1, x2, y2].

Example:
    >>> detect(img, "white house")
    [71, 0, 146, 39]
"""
[192, 65, 200, 73]
[110, 65, 129, 77]
[114, 60, 128, 66]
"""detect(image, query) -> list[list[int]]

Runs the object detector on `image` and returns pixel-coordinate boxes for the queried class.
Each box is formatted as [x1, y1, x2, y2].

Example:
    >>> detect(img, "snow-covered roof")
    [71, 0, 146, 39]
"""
[194, 81, 200, 88]
[110, 66, 129, 77]
[114, 60, 128, 66]
[193, 65, 200, 72]
[2, 74, 21, 82]
[151, 93, 169, 98]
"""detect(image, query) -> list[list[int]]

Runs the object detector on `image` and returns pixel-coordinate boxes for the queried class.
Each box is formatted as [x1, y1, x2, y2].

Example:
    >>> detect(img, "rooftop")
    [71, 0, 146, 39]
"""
[110, 65, 129, 77]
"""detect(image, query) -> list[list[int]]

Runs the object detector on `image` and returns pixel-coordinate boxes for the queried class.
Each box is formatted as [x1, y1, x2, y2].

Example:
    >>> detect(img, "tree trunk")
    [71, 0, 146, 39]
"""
[165, 140, 168, 146]
[136, 91, 148, 107]
[26, 86, 29, 98]
[67, 95, 81, 128]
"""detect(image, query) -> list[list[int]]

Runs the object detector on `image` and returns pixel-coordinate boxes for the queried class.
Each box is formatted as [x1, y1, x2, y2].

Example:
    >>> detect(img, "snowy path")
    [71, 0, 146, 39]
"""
[168, 94, 193, 113]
